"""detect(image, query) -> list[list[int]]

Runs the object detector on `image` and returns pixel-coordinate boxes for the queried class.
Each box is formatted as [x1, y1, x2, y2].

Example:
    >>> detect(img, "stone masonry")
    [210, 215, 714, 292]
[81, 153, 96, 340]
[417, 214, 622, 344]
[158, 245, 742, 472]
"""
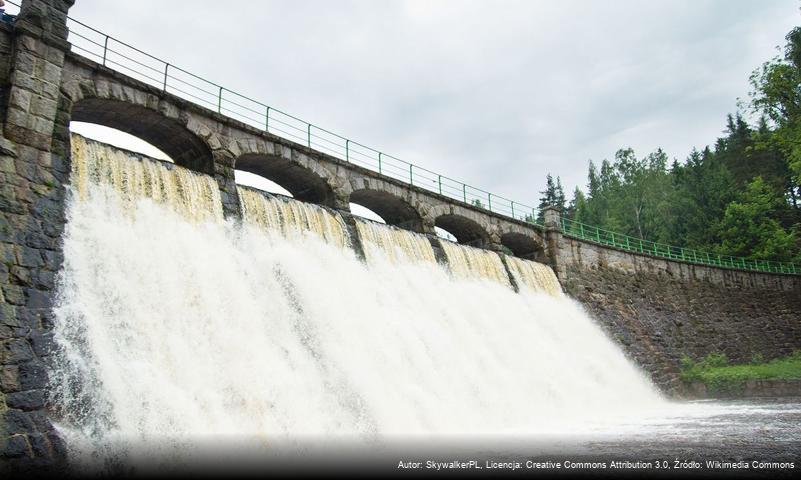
[1, 0, 800, 467]
[1, 0, 74, 469]
[543, 208, 801, 394]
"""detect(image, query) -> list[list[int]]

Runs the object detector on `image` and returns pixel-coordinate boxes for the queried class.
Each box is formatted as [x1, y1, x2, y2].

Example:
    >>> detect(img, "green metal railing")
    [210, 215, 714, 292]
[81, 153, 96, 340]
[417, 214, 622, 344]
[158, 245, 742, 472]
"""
[33, 5, 536, 225]
[5, 1, 797, 275]
[560, 217, 799, 275]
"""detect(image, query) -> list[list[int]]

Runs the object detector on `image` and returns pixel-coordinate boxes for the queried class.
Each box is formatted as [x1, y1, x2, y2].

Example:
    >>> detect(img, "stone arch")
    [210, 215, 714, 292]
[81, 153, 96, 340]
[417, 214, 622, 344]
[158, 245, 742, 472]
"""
[434, 213, 490, 247]
[69, 98, 215, 175]
[500, 232, 544, 260]
[235, 153, 337, 207]
[348, 188, 425, 232]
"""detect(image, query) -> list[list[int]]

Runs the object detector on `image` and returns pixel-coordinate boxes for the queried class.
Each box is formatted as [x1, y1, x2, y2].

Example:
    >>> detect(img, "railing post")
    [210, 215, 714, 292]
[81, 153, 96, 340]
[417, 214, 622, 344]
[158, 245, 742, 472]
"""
[511, 201, 515, 218]
[307, 124, 311, 147]
[409, 164, 413, 185]
[162, 63, 169, 92]
[345, 139, 349, 163]
[265, 106, 270, 132]
[463, 184, 467, 203]
[217, 86, 223, 113]
[378, 152, 382, 174]
[102, 35, 109, 66]
[438, 175, 442, 195]
[488, 193, 492, 211]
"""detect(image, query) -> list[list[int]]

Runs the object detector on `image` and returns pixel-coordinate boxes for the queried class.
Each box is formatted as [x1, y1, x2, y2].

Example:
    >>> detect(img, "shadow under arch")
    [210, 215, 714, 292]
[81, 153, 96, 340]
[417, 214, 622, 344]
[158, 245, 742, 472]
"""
[349, 189, 425, 232]
[70, 98, 214, 175]
[500, 232, 544, 260]
[235, 153, 336, 207]
[434, 213, 489, 247]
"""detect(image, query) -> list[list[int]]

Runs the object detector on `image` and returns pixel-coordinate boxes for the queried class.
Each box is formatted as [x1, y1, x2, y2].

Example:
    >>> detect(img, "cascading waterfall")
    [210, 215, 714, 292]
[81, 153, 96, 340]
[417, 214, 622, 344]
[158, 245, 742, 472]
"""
[354, 218, 437, 265]
[504, 255, 563, 297]
[52, 135, 666, 468]
[238, 187, 349, 248]
[438, 240, 512, 287]
[70, 134, 223, 222]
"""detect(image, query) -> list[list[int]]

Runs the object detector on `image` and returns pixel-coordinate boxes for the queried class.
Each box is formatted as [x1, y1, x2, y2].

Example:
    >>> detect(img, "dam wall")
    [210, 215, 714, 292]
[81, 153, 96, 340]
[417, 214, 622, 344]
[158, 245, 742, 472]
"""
[546, 223, 801, 392]
[1, 0, 801, 466]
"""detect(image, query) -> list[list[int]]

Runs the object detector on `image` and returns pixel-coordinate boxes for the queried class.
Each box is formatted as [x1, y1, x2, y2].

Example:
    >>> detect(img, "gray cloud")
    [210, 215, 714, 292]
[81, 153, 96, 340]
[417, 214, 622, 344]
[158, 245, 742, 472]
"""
[66, 0, 799, 205]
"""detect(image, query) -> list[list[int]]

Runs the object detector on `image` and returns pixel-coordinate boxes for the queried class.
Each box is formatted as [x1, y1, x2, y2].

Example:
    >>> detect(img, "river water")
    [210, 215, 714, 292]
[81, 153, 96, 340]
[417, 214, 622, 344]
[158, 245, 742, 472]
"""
[48, 136, 799, 475]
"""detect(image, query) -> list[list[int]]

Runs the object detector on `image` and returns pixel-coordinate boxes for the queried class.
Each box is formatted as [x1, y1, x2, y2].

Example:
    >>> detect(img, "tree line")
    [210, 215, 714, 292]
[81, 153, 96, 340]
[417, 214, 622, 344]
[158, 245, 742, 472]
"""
[538, 26, 801, 263]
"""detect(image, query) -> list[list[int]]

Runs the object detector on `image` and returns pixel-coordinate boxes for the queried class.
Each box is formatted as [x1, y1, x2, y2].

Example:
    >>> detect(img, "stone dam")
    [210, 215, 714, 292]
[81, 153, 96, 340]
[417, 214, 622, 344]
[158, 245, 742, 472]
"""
[1, 0, 800, 467]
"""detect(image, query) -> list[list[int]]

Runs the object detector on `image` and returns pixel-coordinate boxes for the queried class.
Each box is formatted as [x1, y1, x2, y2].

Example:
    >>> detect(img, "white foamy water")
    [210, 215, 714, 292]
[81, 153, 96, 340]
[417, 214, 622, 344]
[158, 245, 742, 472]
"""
[355, 218, 437, 265]
[52, 138, 670, 467]
[439, 240, 512, 287]
[238, 187, 348, 248]
[504, 255, 563, 297]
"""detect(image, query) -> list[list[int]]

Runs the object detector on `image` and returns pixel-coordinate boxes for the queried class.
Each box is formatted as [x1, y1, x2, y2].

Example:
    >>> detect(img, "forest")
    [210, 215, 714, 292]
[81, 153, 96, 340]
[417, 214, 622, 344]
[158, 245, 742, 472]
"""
[538, 26, 801, 264]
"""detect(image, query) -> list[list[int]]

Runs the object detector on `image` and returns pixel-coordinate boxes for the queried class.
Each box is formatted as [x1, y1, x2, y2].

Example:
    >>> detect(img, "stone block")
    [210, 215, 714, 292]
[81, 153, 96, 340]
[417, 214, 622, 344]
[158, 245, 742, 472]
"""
[29, 331, 53, 357]
[41, 250, 63, 270]
[8, 88, 32, 111]
[0, 434, 31, 458]
[24, 288, 51, 309]
[13, 50, 36, 76]
[42, 61, 62, 86]
[5, 106, 31, 128]
[0, 156, 15, 174]
[0, 303, 17, 327]
[31, 95, 59, 120]
[16, 247, 43, 268]
[5, 389, 46, 411]
[1, 338, 34, 363]
[2, 409, 37, 434]
[0, 365, 20, 392]
[2, 285, 25, 306]
[18, 361, 47, 391]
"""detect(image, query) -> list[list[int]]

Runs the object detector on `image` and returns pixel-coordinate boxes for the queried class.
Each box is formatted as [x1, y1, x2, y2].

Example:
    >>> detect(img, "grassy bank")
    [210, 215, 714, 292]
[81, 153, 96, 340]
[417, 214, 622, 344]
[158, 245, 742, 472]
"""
[679, 351, 801, 394]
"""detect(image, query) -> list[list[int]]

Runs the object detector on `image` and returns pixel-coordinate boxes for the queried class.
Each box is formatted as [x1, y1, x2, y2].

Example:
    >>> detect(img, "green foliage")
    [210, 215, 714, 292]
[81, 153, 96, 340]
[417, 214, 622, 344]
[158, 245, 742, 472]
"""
[679, 351, 801, 394]
[750, 27, 801, 187]
[560, 22, 801, 264]
[716, 177, 798, 261]
[536, 173, 566, 222]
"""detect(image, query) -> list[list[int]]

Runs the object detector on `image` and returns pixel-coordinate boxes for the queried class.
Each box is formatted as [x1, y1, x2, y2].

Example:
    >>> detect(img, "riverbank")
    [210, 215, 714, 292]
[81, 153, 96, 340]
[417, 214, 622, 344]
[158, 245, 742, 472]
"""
[680, 352, 801, 399]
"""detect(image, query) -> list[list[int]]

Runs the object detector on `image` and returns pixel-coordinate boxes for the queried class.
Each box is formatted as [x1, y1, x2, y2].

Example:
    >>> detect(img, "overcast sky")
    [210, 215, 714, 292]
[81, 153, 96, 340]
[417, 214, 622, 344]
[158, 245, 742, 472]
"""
[53, 0, 801, 206]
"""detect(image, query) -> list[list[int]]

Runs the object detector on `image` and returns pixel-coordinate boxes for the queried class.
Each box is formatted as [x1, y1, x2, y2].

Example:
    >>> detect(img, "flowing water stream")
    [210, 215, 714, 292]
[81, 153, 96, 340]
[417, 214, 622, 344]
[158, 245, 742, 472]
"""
[49, 136, 801, 472]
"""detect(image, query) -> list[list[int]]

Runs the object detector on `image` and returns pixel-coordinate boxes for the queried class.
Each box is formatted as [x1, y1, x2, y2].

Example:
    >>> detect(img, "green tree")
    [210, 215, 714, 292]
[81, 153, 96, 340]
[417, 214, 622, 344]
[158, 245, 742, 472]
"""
[750, 26, 801, 187]
[716, 177, 798, 261]
[536, 173, 566, 222]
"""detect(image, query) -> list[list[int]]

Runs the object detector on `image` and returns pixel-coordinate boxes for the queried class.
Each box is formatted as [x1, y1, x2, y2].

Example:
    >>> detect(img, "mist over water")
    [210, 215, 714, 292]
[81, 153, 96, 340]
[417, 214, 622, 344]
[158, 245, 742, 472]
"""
[52, 136, 676, 468]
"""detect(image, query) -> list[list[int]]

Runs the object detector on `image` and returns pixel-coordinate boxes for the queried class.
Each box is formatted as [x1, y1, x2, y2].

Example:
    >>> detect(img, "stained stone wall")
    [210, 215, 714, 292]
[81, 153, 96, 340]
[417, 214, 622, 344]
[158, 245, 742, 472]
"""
[545, 220, 801, 394]
[1, 0, 74, 469]
[1, 0, 801, 469]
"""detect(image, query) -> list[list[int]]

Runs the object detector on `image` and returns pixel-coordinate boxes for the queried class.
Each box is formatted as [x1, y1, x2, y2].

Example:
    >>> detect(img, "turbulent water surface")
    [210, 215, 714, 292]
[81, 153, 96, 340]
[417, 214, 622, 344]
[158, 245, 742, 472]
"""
[50, 136, 800, 472]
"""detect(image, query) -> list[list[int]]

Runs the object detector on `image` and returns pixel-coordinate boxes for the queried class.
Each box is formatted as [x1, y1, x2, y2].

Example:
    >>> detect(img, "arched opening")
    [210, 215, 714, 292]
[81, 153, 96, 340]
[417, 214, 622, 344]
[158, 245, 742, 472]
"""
[69, 122, 173, 162]
[501, 232, 544, 260]
[349, 203, 386, 224]
[234, 170, 293, 197]
[236, 153, 336, 207]
[434, 226, 457, 242]
[348, 189, 424, 232]
[71, 98, 213, 174]
[434, 214, 489, 247]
